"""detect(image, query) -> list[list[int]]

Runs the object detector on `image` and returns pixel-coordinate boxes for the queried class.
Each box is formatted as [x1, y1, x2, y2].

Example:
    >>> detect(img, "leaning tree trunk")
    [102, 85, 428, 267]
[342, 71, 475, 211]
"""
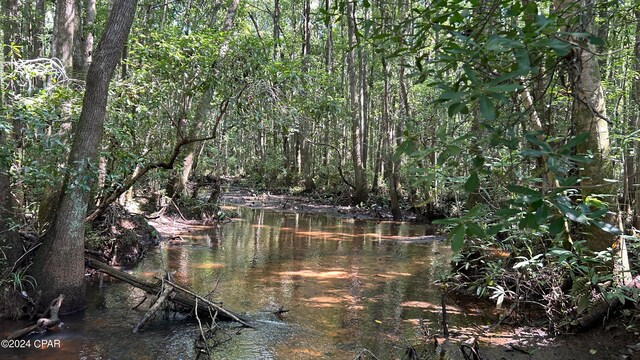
[31, 0, 137, 313]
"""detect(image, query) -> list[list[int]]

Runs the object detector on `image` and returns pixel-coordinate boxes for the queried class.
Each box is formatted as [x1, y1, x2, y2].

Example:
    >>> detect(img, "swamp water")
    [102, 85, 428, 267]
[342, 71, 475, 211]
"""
[1, 206, 497, 360]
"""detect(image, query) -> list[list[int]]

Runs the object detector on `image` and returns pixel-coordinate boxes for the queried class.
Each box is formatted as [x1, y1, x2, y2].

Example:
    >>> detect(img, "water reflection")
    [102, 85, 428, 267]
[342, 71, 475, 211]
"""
[0, 206, 490, 360]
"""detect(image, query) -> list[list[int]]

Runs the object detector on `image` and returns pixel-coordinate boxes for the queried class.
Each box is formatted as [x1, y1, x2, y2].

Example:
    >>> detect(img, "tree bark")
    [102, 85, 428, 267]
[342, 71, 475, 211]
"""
[1, 0, 22, 271]
[347, 0, 368, 204]
[31, 0, 138, 313]
[632, 9, 640, 229]
[52, 0, 77, 72]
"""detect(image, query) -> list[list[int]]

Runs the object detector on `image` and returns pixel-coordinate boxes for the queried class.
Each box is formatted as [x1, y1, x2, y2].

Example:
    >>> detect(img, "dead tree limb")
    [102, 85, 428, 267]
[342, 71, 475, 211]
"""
[159, 277, 252, 328]
[87, 99, 229, 222]
[85, 257, 250, 326]
[305, 139, 355, 190]
[133, 284, 174, 333]
[7, 294, 64, 340]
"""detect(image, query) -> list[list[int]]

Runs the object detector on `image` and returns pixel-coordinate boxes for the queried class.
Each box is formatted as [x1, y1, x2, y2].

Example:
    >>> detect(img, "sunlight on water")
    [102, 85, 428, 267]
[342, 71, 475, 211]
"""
[0, 206, 492, 359]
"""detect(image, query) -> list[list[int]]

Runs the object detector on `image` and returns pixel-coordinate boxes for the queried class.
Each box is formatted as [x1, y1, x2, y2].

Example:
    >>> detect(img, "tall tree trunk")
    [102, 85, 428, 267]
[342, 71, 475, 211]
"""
[0, 0, 22, 271]
[347, 0, 368, 204]
[32, 0, 46, 58]
[31, 0, 137, 313]
[555, 0, 613, 251]
[273, 0, 281, 60]
[81, 0, 96, 72]
[300, 0, 314, 192]
[631, 9, 640, 229]
[72, 0, 83, 75]
[52, 0, 77, 72]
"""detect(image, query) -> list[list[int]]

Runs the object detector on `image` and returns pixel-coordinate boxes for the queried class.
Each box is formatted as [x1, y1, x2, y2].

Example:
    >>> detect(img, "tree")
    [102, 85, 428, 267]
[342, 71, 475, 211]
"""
[31, 0, 138, 313]
[0, 0, 21, 272]
[347, 0, 368, 204]
[52, 0, 77, 72]
[165, 0, 240, 199]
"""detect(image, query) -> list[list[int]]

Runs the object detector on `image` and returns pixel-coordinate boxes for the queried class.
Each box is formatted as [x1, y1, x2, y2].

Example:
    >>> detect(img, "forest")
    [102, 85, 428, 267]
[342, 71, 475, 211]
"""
[2, 0, 640, 358]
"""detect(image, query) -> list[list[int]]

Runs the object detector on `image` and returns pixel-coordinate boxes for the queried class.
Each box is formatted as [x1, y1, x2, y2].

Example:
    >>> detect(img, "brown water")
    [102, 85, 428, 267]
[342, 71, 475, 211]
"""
[0, 206, 495, 360]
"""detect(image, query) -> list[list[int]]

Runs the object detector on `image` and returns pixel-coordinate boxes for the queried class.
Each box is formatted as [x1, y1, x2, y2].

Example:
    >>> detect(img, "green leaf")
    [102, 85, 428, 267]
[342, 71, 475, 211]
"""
[518, 213, 538, 229]
[433, 218, 461, 225]
[525, 133, 552, 152]
[448, 102, 465, 117]
[464, 172, 480, 193]
[446, 144, 461, 156]
[466, 222, 485, 238]
[450, 224, 466, 252]
[554, 197, 588, 224]
[479, 95, 496, 121]
[507, 185, 540, 197]
[588, 35, 605, 46]
[486, 84, 523, 93]
[535, 204, 549, 224]
[560, 132, 590, 151]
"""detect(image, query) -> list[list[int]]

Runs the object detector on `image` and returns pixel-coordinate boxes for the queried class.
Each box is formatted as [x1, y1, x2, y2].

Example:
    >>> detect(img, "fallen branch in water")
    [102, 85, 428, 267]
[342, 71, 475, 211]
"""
[7, 294, 64, 340]
[133, 283, 174, 333]
[85, 257, 251, 327]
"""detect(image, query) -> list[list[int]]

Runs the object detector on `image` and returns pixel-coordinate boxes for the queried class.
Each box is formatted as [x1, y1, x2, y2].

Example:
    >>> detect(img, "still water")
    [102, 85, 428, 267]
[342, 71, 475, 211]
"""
[0, 206, 493, 359]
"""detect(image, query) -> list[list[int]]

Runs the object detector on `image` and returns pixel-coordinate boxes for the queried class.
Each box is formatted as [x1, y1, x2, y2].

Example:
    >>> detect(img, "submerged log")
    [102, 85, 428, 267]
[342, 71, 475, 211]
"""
[85, 257, 252, 327]
[7, 294, 64, 340]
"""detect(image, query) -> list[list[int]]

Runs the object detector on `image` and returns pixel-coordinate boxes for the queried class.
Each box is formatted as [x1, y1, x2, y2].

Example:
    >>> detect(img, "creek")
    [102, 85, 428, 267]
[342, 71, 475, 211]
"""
[0, 206, 497, 359]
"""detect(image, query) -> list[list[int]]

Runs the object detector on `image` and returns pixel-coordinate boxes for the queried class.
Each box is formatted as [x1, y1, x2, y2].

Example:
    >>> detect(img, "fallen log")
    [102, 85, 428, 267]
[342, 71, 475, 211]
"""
[133, 284, 174, 333]
[7, 294, 64, 340]
[156, 277, 249, 326]
[85, 257, 251, 327]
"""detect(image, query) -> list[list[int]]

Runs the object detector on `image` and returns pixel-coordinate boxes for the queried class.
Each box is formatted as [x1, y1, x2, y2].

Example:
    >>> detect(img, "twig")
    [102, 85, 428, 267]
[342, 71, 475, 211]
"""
[194, 299, 212, 356]
[305, 139, 356, 190]
[132, 295, 148, 310]
[460, 337, 483, 360]
[441, 292, 449, 338]
[170, 199, 188, 221]
[353, 348, 380, 360]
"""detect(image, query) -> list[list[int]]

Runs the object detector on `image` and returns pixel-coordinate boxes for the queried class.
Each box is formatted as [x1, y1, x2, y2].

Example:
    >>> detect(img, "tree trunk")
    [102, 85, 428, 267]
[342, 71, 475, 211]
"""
[31, 0, 137, 313]
[52, 0, 77, 72]
[80, 0, 96, 72]
[632, 9, 640, 229]
[347, 1, 368, 204]
[0, 0, 22, 271]
[555, 0, 613, 251]
[32, 0, 46, 59]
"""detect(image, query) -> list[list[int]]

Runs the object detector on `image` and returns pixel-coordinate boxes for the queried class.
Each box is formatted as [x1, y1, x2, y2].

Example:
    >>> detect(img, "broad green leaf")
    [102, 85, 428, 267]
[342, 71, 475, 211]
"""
[479, 95, 496, 120]
[448, 102, 465, 117]
[525, 133, 552, 152]
[519, 213, 538, 229]
[450, 224, 466, 252]
[466, 222, 485, 238]
[588, 34, 605, 46]
[464, 172, 480, 193]
[560, 132, 590, 151]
